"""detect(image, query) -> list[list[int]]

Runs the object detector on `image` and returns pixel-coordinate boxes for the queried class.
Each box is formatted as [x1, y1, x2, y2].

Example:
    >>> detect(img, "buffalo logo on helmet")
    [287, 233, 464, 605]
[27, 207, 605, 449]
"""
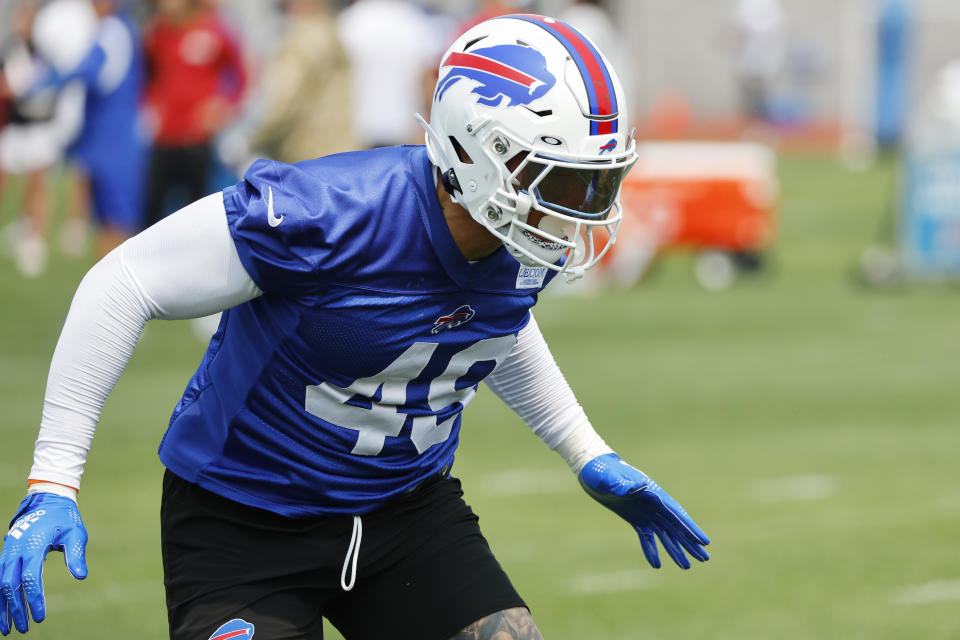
[208, 619, 255, 640]
[435, 44, 556, 108]
[431, 305, 476, 334]
[599, 138, 617, 154]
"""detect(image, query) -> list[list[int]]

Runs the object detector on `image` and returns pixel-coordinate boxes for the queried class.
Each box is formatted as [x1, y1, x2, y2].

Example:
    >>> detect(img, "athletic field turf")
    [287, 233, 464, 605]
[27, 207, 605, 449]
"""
[2, 153, 958, 639]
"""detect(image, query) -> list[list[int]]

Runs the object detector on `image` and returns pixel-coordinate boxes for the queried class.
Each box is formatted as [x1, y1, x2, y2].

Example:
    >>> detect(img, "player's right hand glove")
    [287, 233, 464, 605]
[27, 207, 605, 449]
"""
[579, 453, 710, 570]
[0, 493, 88, 635]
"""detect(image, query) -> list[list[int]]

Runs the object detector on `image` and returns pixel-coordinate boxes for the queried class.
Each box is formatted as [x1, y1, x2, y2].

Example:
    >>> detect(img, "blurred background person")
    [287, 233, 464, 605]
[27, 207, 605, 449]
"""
[67, 0, 148, 256]
[337, 0, 441, 148]
[874, 0, 912, 150]
[142, 0, 247, 226]
[3, 0, 147, 262]
[733, 0, 786, 124]
[0, 0, 84, 277]
[244, 0, 356, 164]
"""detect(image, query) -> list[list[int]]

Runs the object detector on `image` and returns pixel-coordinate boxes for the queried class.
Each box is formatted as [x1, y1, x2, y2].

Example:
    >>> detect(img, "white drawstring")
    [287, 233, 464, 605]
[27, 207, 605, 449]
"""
[340, 515, 362, 591]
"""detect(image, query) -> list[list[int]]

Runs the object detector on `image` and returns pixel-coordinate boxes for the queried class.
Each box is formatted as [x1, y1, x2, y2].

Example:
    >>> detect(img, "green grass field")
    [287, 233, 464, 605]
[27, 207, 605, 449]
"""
[2, 153, 959, 639]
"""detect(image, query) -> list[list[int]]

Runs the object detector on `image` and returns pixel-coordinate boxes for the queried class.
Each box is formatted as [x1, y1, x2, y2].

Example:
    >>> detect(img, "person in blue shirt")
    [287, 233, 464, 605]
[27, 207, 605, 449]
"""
[12, 0, 146, 256]
[0, 14, 709, 640]
[69, 0, 147, 254]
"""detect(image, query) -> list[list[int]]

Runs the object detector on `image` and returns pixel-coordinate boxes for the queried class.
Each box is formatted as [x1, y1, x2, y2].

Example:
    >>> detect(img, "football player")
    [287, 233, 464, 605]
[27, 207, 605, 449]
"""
[0, 14, 709, 640]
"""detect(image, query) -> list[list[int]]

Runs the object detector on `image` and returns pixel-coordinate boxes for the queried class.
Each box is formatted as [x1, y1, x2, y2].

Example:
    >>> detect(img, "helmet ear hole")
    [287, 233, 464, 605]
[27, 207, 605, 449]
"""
[449, 136, 474, 164]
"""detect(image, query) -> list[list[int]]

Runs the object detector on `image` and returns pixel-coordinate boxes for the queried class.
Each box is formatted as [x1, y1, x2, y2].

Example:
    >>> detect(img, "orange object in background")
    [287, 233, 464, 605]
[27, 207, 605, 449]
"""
[622, 141, 778, 251]
[597, 142, 778, 288]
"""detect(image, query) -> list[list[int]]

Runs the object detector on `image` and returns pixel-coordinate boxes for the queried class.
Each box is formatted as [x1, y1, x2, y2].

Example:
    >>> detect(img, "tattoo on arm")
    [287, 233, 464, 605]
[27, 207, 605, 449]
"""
[450, 607, 544, 640]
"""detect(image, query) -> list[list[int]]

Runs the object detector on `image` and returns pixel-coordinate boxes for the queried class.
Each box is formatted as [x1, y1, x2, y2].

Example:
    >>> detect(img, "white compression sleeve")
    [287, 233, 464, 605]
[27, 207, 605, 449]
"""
[29, 194, 262, 489]
[484, 315, 614, 474]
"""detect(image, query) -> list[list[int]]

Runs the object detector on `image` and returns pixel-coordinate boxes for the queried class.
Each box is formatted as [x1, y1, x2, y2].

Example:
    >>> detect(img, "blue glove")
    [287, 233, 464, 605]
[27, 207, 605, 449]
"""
[0, 493, 88, 635]
[579, 453, 710, 570]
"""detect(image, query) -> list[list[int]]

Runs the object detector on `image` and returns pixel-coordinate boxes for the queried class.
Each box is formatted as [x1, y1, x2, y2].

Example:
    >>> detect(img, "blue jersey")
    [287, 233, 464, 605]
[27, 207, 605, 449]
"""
[32, 10, 146, 227]
[158, 146, 557, 517]
[70, 12, 144, 163]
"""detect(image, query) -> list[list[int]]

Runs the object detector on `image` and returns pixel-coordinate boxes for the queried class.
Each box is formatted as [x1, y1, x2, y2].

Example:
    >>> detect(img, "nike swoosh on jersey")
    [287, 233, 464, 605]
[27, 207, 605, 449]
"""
[267, 186, 284, 227]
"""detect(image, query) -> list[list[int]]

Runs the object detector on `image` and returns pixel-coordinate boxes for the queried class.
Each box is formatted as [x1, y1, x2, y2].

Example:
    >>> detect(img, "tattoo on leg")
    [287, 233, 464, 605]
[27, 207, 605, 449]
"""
[450, 607, 544, 640]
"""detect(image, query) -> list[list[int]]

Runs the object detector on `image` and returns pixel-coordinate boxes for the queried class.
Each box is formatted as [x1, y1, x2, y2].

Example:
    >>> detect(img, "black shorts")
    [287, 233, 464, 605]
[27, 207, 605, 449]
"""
[160, 470, 525, 640]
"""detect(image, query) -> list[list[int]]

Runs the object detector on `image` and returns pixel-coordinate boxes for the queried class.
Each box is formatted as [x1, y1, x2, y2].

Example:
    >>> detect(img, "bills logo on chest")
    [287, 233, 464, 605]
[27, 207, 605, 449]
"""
[431, 305, 476, 334]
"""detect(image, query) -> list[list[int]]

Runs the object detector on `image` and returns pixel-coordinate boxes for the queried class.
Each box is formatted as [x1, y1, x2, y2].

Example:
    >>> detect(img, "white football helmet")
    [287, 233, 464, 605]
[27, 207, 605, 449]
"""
[418, 14, 637, 279]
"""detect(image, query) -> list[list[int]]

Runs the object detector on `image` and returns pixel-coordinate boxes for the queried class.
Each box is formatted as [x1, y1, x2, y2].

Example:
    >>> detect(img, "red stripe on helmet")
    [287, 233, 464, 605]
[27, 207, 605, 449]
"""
[542, 19, 614, 118]
[442, 51, 539, 88]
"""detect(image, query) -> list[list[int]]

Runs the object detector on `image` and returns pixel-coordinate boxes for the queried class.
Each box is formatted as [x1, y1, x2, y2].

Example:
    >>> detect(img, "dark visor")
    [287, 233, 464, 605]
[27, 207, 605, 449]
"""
[517, 161, 629, 218]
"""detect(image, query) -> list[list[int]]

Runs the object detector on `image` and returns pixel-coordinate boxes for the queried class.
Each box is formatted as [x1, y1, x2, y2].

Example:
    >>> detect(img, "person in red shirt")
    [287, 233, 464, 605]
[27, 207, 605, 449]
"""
[142, 0, 246, 227]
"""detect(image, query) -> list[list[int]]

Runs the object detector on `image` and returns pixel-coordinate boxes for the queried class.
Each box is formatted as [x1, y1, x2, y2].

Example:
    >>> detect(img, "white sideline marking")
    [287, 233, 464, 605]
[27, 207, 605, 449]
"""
[748, 474, 836, 502]
[568, 569, 660, 595]
[893, 579, 960, 605]
[475, 469, 574, 497]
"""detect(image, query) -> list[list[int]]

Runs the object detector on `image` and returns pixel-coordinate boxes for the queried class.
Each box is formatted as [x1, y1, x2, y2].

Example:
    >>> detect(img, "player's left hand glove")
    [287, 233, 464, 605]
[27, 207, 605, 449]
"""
[0, 493, 88, 635]
[579, 453, 710, 570]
